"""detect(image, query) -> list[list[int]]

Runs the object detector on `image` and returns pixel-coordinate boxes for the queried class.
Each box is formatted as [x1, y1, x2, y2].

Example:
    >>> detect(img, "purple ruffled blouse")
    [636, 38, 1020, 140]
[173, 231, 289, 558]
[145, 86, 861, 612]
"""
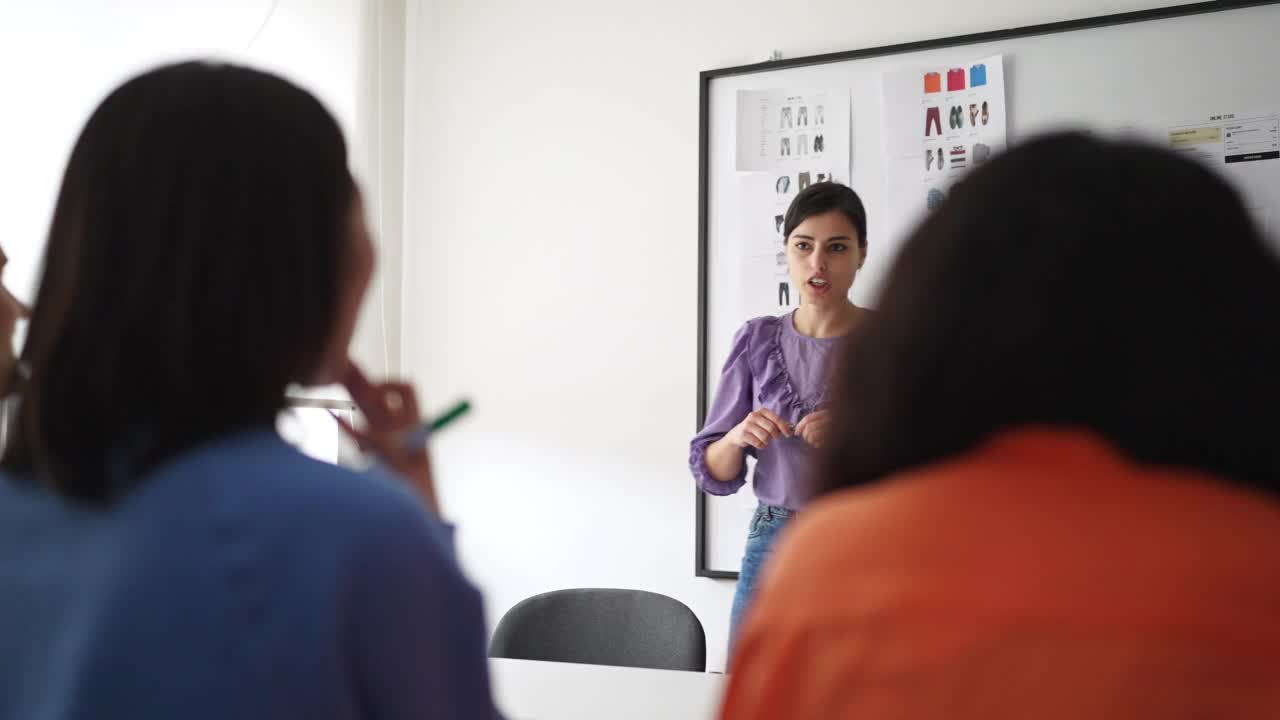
[690, 311, 842, 510]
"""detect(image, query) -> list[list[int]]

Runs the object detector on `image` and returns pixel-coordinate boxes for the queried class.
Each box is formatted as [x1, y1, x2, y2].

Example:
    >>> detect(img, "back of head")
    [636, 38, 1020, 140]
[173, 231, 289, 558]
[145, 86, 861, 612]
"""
[820, 132, 1280, 496]
[5, 61, 353, 502]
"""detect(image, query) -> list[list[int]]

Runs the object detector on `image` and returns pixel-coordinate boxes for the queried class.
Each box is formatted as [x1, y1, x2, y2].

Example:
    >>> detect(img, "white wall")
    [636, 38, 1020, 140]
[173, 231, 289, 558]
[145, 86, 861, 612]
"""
[0, 0, 399, 378]
[402, 0, 1197, 671]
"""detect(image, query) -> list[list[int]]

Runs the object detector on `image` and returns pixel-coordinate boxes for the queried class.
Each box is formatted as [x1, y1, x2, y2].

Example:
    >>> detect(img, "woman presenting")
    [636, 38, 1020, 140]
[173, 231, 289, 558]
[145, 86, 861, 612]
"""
[690, 182, 869, 643]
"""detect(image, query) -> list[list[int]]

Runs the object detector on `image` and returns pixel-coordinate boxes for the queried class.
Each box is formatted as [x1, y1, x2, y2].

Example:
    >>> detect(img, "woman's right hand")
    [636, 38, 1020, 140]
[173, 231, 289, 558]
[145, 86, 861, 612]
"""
[334, 360, 440, 515]
[727, 408, 793, 450]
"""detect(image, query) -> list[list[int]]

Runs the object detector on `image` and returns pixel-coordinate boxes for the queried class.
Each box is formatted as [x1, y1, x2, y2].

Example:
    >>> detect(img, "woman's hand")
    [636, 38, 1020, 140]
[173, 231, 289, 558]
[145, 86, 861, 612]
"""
[333, 360, 439, 514]
[727, 408, 793, 451]
[795, 410, 830, 449]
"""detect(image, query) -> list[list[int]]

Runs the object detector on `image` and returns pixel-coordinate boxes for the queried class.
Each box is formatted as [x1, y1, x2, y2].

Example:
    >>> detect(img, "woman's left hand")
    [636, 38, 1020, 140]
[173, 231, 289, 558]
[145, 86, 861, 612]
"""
[795, 410, 830, 449]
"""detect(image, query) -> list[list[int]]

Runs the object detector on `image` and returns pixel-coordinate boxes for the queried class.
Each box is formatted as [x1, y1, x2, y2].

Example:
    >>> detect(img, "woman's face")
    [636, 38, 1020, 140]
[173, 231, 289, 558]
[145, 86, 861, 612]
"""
[0, 248, 29, 386]
[786, 210, 864, 306]
[311, 190, 375, 385]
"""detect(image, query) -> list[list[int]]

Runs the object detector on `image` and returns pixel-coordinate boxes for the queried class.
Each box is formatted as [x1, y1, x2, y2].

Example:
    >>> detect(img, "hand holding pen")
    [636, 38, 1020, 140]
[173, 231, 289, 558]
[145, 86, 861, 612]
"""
[333, 360, 439, 513]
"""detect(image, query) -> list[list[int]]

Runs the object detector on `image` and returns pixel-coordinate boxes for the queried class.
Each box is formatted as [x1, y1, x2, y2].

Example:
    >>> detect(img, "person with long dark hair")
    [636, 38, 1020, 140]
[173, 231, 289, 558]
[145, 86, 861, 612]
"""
[721, 133, 1280, 718]
[0, 62, 497, 718]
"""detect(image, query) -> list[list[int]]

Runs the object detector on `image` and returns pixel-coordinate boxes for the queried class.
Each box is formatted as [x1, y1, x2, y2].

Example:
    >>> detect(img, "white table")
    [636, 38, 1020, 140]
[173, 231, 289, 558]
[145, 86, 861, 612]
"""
[489, 658, 726, 720]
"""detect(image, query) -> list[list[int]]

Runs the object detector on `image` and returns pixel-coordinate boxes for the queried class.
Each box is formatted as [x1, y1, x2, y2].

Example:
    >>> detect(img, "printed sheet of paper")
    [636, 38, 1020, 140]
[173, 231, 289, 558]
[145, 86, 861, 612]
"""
[1166, 109, 1280, 238]
[881, 55, 1007, 240]
[736, 88, 851, 175]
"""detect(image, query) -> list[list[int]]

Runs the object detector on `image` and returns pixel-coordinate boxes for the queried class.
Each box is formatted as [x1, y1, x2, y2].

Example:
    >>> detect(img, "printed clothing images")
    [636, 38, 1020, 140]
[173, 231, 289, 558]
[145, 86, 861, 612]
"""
[735, 89, 849, 173]
[923, 147, 944, 171]
[776, 175, 791, 194]
[778, 281, 790, 306]
[970, 63, 987, 87]
[924, 146, 943, 171]
[774, 215, 785, 233]
[925, 106, 942, 136]
[927, 187, 946, 210]
[883, 54, 1006, 246]
[798, 171, 812, 191]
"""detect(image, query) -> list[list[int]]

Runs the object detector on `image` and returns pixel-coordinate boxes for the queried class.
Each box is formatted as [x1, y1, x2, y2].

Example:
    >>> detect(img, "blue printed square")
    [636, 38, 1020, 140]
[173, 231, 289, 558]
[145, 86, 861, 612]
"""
[970, 63, 987, 87]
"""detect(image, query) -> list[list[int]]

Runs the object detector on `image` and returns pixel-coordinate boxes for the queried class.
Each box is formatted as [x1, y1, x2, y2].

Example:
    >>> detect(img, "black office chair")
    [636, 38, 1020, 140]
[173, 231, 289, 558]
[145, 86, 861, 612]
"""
[489, 588, 707, 672]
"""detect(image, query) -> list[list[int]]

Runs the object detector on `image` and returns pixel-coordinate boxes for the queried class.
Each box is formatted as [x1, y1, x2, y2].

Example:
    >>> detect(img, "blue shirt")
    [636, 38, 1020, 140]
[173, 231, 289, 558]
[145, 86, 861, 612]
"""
[0, 429, 498, 719]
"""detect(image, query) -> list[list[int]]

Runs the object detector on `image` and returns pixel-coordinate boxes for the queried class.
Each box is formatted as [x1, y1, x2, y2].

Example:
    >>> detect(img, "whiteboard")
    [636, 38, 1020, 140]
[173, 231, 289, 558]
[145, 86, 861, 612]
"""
[695, 0, 1280, 577]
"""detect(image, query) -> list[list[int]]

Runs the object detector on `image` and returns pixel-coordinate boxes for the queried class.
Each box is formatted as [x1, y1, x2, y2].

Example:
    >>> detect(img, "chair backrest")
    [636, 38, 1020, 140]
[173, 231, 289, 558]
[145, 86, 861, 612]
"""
[489, 588, 706, 672]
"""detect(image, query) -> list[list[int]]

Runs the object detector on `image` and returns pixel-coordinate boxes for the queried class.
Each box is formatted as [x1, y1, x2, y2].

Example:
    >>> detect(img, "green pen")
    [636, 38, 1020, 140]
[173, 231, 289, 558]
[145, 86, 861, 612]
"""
[399, 399, 471, 448]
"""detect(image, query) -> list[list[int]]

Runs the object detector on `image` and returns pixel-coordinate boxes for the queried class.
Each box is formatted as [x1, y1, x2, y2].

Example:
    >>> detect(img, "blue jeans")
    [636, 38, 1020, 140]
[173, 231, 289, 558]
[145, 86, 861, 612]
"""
[729, 503, 794, 649]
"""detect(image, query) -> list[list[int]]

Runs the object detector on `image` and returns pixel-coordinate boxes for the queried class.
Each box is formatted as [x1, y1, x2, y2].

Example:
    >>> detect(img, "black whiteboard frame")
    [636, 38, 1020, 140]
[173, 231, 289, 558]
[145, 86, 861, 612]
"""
[694, 0, 1279, 579]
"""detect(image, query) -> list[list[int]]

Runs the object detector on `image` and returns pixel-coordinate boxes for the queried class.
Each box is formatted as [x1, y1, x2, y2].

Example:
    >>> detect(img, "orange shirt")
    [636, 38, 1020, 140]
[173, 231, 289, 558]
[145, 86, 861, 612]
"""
[721, 429, 1280, 719]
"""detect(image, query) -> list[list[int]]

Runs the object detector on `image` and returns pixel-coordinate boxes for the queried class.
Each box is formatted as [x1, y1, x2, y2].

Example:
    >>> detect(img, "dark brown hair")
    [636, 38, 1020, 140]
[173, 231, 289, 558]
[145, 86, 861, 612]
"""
[819, 132, 1280, 497]
[3, 61, 354, 502]
[783, 182, 868, 249]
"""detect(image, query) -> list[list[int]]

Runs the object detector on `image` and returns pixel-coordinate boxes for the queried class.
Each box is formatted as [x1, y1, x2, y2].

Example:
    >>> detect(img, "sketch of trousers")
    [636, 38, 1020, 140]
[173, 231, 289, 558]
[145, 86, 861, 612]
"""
[797, 134, 809, 155]
[813, 134, 824, 152]
[780, 137, 791, 156]
[797, 106, 809, 126]
[776, 175, 790, 193]
[925, 106, 942, 136]
[815, 105, 824, 125]
[778, 282, 790, 306]
[780, 106, 793, 129]
[798, 171, 811, 191]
